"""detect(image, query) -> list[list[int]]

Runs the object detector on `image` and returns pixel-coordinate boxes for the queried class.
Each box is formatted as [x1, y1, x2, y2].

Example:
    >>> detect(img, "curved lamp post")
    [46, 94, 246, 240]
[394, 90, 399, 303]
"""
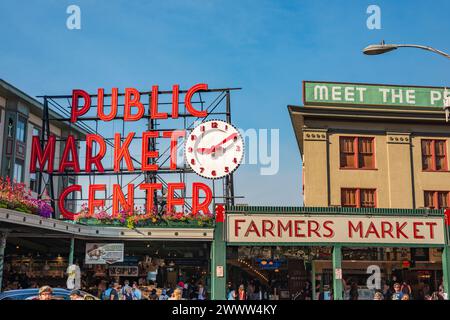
[363, 41, 450, 122]
[363, 41, 450, 60]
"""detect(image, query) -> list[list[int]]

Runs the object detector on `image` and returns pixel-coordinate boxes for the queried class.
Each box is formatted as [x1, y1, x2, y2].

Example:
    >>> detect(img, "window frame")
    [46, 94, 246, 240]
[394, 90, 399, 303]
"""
[339, 136, 376, 170]
[421, 139, 448, 172]
[424, 190, 449, 209]
[341, 188, 377, 208]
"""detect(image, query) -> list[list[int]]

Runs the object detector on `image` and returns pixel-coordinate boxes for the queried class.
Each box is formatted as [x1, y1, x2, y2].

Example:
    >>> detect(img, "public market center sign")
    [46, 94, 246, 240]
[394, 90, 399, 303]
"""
[303, 81, 449, 109]
[227, 214, 445, 245]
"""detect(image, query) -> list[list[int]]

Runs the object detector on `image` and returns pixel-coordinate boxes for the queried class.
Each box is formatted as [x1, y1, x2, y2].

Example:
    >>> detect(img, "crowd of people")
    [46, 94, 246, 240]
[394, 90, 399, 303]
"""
[96, 279, 207, 300]
[371, 281, 446, 300]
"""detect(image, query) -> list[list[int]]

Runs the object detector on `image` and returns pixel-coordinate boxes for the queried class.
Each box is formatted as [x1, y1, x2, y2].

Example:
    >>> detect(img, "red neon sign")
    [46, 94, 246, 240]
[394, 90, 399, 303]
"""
[31, 84, 214, 219]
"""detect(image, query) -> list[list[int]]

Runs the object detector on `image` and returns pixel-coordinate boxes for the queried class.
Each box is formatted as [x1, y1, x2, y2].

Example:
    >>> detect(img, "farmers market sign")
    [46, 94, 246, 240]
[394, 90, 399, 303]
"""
[303, 81, 450, 109]
[227, 214, 445, 245]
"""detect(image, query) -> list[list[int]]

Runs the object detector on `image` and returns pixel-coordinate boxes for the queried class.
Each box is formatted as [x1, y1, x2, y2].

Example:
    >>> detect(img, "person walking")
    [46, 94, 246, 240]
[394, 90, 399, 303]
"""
[227, 287, 237, 300]
[36, 286, 53, 300]
[132, 282, 142, 300]
[391, 283, 404, 300]
[122, 286, 134, 300]
[401, 282, 412, 298]
[349, 282, 359, 300]
[373, 291, 384, 300]
[159, 289, 169, 300]
[238, 284, 246, 300]
[169, 288, 183, 300]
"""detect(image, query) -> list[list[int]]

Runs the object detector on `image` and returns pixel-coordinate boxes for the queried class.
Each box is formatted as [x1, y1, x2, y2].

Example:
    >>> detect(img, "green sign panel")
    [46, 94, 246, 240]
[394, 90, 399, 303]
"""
[303, 81, 449, 109]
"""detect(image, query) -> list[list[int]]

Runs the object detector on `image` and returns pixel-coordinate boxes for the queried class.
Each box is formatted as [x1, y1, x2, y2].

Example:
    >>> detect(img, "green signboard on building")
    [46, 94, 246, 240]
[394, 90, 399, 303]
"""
[303, 81, 449, 109]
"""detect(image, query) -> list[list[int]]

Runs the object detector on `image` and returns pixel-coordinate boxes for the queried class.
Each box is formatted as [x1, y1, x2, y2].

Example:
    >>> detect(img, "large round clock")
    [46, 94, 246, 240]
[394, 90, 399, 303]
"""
[185, 120, 244, 179]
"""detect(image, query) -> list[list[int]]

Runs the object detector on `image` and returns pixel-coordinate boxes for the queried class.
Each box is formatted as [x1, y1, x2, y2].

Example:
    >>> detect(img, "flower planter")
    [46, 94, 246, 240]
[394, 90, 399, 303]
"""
[76, 218, 214, 228]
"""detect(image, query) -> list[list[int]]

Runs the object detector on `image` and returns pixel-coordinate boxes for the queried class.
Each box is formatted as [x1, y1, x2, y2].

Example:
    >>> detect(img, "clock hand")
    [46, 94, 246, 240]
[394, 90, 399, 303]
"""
[196, 133, 238, 155]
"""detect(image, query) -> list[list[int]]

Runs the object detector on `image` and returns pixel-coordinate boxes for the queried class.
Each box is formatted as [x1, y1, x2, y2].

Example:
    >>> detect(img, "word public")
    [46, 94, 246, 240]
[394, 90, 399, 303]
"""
[30, 84, 213, 220]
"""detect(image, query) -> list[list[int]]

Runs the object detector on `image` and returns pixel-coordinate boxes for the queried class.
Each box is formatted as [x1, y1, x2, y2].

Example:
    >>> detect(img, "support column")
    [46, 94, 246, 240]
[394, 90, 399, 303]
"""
[0, 231, 8, 292]
[442, 221, 450, 300]
[68, 237, 75, 266]
[332, 245, 343, 300]
[211, 222, 226, 300]
[311, 261, 316, 300]
[442, 246, 450, 299]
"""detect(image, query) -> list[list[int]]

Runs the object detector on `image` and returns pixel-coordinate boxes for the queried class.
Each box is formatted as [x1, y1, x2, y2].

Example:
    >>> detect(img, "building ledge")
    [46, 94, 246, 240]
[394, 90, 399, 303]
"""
[0, 208, 214, 240]
[226, 205, 443, 217]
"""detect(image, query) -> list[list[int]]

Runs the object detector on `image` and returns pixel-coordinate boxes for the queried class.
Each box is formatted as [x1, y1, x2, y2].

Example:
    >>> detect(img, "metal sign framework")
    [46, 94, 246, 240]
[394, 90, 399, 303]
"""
[36, 87, 242, 218]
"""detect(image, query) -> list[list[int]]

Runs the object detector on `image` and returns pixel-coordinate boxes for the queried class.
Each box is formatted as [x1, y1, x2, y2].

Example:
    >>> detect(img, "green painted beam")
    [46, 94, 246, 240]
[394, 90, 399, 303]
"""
[226, 205, 443, 217]
[311, 261, 316, 301]
[0, 231, 7, 292]
[442, 224, 450, 300]
[210, 222, 227, 300]
[68, 237, 75, 266]
[332, 245, 343, 300]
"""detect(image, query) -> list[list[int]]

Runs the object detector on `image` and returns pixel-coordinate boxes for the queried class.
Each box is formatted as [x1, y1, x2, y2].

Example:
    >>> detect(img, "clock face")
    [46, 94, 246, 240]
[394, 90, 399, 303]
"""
[185, 120, 244, 179]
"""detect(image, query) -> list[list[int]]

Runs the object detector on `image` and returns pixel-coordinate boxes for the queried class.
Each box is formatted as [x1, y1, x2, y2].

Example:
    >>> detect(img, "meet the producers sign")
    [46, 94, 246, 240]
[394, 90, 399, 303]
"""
[303, 81, 450, 109]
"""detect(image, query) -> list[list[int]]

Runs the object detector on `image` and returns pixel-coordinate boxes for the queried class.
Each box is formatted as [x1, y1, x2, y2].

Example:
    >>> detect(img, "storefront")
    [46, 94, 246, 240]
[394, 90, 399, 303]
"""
[209, 206, 450, 300]
[0, 207, 214, 298]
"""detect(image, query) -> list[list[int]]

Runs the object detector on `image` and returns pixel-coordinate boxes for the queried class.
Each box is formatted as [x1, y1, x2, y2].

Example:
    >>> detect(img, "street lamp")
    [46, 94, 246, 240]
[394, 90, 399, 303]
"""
[363, 40, 450, 121]
[363, 41, 450, 60]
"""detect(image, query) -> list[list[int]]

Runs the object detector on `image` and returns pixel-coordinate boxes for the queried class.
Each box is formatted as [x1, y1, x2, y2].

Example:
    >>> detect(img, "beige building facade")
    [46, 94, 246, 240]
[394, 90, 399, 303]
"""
[289, 81, 450, 210]
[0, 79, 86, 216]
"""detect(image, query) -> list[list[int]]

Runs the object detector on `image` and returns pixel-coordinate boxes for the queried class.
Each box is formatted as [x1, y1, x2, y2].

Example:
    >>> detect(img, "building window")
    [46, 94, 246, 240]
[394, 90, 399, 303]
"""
[16, 117, 26, 142]
[422, 139, 447, 171]
[13, 161, 24, 183]
[341, 188, 376, 208]
[424, 191, 449, 209]
[32, 126, 41, 138]
[340, 137, 375, 169]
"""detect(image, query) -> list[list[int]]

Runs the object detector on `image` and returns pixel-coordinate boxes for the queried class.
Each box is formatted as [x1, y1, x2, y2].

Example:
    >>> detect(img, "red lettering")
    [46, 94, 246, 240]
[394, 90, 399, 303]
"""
[364, 222, 381, 239]
[234, 219, 246, 237]
[59, 135, 80, 173]
[30, 135, 56, 173]
[162, 130, 186, 170]
[413, 222, 425, 239]
[185, 83, 208, 117]
[323, 221, 334, 238]
[142, 131, 159, 171]
[381, 221, 394, 238]
[139, 183, 162, 215]
[244, 220, 261, 237]
[124, 88, 145, 121]
[97, 88, 118, 121]
[113, 184, 134, 217]
[191, 183, 212, 215]
[396, 222, 409, 239]
[166, 183, 185, 214]
[88, 184, 106, 217]
[58, 184, 81, 220]
[150, 85, 168, 119]
[114, 132, 135, 172]
[294, 220, 306, 238]
[262, 220, 275, 237]
[85, 134, 106, 173]
[172, 84, 179, 119]
[71, 89, 91, 122]
[277, 220, 292, 237]
[308, 220, 321, 238]
[426, 222, 437, 239]
[348, 221, 363, 238]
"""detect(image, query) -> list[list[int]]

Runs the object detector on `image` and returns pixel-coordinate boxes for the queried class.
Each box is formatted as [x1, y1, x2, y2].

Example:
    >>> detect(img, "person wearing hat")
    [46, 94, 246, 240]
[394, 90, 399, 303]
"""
[38, 286, 53, 300]
[70, 289, 84, 300]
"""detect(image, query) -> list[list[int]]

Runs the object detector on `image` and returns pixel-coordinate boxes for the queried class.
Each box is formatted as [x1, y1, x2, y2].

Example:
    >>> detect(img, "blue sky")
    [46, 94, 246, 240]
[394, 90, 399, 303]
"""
[1, 0, 450, 206]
